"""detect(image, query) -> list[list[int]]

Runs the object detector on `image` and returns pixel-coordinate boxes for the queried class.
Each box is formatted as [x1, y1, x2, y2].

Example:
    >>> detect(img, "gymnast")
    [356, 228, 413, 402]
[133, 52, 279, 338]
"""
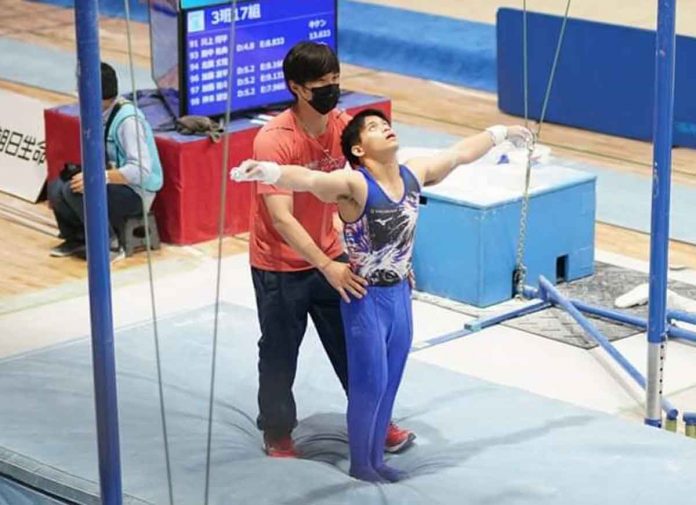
[232, 109, 532, 482]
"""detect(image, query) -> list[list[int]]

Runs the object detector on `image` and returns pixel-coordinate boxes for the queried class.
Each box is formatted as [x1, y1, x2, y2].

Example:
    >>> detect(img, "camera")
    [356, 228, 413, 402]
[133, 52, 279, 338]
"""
[60, 163, 82, 182]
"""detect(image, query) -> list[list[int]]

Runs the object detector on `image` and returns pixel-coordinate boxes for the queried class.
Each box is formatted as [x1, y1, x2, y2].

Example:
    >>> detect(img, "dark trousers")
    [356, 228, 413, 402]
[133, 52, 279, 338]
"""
[252, 259, 349, 438]
[47, 178, 142, 243]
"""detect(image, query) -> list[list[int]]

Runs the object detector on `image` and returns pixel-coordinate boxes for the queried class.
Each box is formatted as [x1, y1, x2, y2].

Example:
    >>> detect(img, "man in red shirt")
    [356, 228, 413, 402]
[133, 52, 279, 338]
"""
[250, 42, 415, 457]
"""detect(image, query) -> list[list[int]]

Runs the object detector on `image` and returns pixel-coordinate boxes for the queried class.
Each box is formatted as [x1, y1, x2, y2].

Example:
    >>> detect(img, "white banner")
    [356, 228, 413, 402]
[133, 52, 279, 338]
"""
[0, 90, 47, 202]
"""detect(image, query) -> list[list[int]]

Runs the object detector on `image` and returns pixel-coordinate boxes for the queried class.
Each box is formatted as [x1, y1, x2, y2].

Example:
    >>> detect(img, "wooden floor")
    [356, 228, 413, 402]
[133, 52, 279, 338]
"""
[1, 0, 695, 303]
[0, 192, 249, 300]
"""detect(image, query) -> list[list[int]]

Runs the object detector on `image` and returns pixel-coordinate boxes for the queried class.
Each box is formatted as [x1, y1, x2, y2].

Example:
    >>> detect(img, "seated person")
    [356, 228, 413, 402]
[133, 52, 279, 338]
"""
[48, 62, 163, 260]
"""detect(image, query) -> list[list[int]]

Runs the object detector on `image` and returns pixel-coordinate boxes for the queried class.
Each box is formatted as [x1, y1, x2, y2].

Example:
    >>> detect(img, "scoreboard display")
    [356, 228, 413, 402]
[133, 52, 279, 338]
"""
[181, 0, 337, 117]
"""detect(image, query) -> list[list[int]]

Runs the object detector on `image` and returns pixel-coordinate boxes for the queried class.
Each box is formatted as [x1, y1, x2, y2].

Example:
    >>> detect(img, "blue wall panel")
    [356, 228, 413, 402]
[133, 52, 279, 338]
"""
[497, 8, 696, 147]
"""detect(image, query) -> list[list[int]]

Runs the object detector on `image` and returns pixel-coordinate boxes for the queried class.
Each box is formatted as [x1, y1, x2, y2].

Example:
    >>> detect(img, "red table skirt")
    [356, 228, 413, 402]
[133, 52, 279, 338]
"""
[45, 94, 391, 244]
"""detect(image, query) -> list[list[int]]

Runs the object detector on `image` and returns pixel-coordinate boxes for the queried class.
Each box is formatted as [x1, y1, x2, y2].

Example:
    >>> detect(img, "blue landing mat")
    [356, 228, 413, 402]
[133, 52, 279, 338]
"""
[338, 1, 497, 91]
[1, 303, 696, 504]
[558, 158, 696, 245]
[0, 37, 155, 96]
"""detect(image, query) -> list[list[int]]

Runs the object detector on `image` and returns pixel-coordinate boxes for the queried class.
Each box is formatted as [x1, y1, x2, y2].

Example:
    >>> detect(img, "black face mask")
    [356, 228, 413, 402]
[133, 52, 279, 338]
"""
[306, 83, 340, 115]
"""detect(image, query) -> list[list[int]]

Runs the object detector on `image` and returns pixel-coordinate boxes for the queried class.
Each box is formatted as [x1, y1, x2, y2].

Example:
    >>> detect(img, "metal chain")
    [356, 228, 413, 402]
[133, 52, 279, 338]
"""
[514, 0, 573, 297]
[513, 142, 535, 296]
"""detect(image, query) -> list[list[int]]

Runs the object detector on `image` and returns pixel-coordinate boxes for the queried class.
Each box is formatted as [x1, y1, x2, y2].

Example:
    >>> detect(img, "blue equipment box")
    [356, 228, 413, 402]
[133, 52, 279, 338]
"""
[412, 162, 596, 307]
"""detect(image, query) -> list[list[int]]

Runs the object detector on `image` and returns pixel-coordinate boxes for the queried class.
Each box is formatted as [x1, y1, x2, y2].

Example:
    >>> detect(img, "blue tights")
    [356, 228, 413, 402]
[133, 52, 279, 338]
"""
[340, 281, 412, 482]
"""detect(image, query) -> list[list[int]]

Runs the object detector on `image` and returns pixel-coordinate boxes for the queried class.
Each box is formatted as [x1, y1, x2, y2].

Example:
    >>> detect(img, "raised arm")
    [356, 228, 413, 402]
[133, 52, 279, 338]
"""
[408, 125, 533, 186]
[231, 160, 360, 203]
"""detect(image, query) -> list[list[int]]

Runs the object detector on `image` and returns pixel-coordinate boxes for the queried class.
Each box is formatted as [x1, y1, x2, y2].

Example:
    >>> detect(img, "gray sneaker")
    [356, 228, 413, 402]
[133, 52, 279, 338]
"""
[50, 241, 86, 258]
[70, 245, 125, 263]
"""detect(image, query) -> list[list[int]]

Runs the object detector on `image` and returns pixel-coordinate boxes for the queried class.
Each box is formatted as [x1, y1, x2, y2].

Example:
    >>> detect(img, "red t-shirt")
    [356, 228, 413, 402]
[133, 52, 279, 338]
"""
[249, 108, 351, 272]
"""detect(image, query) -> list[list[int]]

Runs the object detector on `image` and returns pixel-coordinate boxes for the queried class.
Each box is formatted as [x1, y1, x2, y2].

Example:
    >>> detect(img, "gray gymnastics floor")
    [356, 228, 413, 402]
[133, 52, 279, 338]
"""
[1, 302, 696, 505]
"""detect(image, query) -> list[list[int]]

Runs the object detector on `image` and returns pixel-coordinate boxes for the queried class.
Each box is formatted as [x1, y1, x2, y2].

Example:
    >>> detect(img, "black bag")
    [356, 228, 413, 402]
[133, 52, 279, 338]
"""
[60, 163, 82, 182]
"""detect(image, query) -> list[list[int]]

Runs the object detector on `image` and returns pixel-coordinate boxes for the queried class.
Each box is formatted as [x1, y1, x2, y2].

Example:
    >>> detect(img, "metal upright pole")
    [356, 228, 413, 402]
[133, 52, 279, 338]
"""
[645, 0, 677, 428]
[74, 0, 123, 502]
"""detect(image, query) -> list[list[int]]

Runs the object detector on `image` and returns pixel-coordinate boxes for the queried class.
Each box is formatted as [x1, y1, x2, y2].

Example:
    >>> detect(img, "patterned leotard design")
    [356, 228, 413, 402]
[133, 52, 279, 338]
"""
[343, 165, 421, 286]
